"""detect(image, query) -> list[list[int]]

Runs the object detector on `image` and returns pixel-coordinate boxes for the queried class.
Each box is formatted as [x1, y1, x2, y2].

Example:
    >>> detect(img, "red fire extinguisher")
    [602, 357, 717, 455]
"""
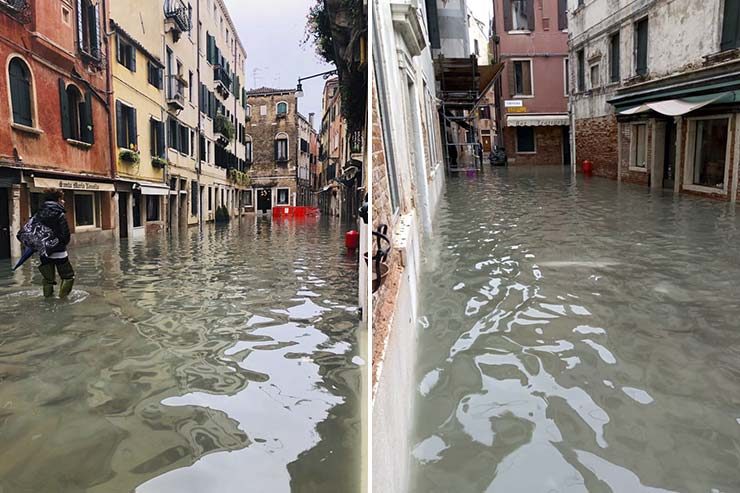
[582, 160, 593, 175]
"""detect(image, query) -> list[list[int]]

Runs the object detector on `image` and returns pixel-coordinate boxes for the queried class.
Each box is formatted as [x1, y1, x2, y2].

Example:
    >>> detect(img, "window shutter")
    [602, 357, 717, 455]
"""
[558, 0, 567, 31]
[10, 61, 32, 126]
[130, 46, 137, 72]
[150, 119, 156, 157]
[721, 0, 740, 51]
[274, 140, 279, 161]
[507, 61, 515, 97]
[157, 67, 164, 89]
[157, 121, 165, 157]
[116, 36, 123, 64]
[636, 19, 648, 75]
[129, 107, 138, 147]
[92, 4, 101, 58]
[503, 0, 512, 31]
[116, 101, 125, 148]
[81, 91, 94, 143]
[87, 4, 98, 58]
[76, 0, 84, 52]
[59, 79, 71, 139]
[526, 0, 535, 31]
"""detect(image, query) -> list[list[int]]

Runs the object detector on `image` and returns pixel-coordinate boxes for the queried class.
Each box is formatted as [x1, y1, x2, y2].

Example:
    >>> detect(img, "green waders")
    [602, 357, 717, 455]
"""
[39, 258, 75, 299]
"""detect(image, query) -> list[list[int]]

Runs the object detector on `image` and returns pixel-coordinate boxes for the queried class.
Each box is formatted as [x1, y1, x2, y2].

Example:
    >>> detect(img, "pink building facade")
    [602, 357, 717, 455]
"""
[494, 0, 570, 165]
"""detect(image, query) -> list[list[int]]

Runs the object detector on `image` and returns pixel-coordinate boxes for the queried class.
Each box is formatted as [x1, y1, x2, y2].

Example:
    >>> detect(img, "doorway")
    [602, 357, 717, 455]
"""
[0, 188, 10, 259]
[257, 188, 272, 213]
[482, 133, 492, 153]
[663, 119, 676, 189]
[118, 192, 129, 238]
[562, 126, 571, 166]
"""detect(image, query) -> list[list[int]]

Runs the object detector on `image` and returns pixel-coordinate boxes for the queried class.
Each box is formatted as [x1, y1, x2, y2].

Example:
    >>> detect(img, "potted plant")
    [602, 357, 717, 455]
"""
[119, 148, 140, 165]
[151, 156, 168, 169]
[215, 114, 235, 142]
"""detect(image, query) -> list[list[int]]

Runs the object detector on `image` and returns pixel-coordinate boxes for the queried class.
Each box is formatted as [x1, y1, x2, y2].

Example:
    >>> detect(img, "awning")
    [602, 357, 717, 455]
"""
[34, 177, 115, 192]
[619, 92, 738, 116]
[137, 183, 171, 196]
[506, 115, 570, 127]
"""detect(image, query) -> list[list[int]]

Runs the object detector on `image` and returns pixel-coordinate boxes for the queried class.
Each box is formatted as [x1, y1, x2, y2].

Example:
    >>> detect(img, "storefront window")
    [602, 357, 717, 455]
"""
[74, 193, 96, 227]
[244, 190, 253, 207]
[693, 118, 728, 189]
[632, 124, 647, 168]
[146, 195, 160, 222]
[277, 188, 289, 205]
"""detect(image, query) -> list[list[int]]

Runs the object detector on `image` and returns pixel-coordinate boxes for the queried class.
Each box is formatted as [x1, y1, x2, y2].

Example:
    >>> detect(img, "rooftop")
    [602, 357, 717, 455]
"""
[246, 86, 297, 96]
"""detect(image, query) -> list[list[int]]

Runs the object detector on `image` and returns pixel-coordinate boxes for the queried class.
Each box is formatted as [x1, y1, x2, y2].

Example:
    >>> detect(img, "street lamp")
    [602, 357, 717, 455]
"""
[295, 68, 338, 98]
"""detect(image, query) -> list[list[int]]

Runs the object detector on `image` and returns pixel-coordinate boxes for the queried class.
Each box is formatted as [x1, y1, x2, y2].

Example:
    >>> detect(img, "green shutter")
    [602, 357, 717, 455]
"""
[157, 121, 165, 157]
[129, 107, 138, 147]
[87, 4, 98, 58]
[81, 90, 93, 143]
[116, 101, 125, 148]
[9, 60, 32, 127]
[721, 0, 740, 51]
[59, 79, 71, 139]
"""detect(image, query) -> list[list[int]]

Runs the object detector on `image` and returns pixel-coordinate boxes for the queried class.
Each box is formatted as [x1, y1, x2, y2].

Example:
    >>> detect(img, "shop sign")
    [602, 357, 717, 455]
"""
[507, 106, 528, 113]
[504, 100, 523, 108]
[34, 177, 115, 192]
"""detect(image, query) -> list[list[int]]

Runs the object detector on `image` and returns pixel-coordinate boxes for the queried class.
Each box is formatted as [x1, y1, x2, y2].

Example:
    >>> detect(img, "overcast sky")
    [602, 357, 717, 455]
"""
[223, 0, 334, 128]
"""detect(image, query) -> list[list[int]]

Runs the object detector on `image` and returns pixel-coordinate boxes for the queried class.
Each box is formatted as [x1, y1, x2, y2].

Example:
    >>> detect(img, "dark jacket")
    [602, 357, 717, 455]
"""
[36, 201, 71, 254]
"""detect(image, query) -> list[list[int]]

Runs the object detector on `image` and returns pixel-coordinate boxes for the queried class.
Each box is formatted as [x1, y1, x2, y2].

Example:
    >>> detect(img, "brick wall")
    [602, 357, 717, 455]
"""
[245, 92, 298, 193]
[575, 115, 619, 179]
[505, 126, 565, 166]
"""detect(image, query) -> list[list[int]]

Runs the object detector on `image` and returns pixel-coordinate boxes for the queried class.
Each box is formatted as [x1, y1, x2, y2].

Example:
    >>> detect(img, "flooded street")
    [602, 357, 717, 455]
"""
[411, 167, 740, 492]
[0, 217, 361, 493]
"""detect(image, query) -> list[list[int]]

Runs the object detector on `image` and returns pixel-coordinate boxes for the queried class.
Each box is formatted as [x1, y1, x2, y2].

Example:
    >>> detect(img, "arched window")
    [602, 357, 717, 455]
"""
[245, 104, 251, 118]
[8, 57, 33, 127]
[60, 80, 94, 144]
[275, 132, 289, 162]
[245, 134, 253, 163]
[276, 101, 288, 116]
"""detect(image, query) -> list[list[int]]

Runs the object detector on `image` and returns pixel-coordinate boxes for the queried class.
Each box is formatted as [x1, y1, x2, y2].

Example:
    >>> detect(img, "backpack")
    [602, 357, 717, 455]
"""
[16, 216, 60, 258]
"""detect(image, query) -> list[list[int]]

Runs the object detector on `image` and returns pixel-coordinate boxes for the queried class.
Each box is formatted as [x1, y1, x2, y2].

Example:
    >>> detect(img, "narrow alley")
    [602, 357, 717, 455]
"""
[0, 217, 361, 492]
[410, 167, 740, 493]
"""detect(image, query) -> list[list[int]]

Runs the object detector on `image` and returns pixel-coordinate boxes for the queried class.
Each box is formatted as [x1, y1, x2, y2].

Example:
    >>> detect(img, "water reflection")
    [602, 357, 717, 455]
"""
[411, 167, 740, 493]
[0, 217, 360, 493]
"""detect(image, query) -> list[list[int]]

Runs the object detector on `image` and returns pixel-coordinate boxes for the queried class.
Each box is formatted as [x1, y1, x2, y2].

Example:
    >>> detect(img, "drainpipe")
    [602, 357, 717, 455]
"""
[101, 0, 119, 236]
[196, 0, 203, 230]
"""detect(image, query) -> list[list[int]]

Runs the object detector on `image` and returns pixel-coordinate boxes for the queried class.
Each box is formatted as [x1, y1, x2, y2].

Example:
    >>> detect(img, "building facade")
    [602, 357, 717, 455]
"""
[372, 0, 446, 491]
[245, 88, 299, 212]
[296, 112, 316, 206]
[318, 78, 344, 217]
[0, 0, 116, 260]
[570, 0, 740, 202]
[494, 0, 570, 166]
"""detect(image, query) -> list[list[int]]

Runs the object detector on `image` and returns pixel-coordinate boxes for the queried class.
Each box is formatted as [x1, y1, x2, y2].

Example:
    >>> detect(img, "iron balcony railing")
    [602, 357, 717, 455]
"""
[166, 75, 186, 109]
[0, 0, 30, 21]
[164, 0, 192, 32]
[213, 66, 232, 93]
[350, 130, 363, 154]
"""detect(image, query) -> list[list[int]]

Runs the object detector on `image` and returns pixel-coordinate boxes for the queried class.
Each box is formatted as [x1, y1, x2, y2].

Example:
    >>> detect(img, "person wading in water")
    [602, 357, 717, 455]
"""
[26, 189, 75, 298]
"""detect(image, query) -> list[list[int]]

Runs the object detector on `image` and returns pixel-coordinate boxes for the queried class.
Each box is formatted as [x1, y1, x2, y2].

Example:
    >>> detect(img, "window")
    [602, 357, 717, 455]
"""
[60, 81, 93, 143]
[208, 187, 213, 211]
[513, 60, 533, 96]
[275, 134, 289, 162]
[690, 118, 729, 189]
[190, 130, 195, 157]
[277, 102, 288, 116]
[116, 101, 137, 149]
[260, 105, 267, 116]
[191, 181, 199, 216]
[577, 49, 585, 91]
[9, 58, 33, 127]
[133, 193, 142, 227]
[74, 192, 96, 227]
[721, 0, 740, 51]
[78, 0, 101, 59]
[276, 188, 289, 205]
[635, 18, 648, 76]
[516, 127, 535, 153]
[246, 105, 252, 118]
[244, 190, 253, 207]
[146, 195, 160, 222]
[564, 58, 570, 95]
[116, 36, 136, 71]
[147, 61, 163, 89]
[189, 71, 193, 101]
[506, 0, 533, 31]
[245, 136, 253, 162]
[479, 105, 491, 120]
[168, 117, 190, 154]
[150, 119, 165, 158]
[590, 64, 599, 89]
[631, 123, 647, 169]
[609, 32, 621, 82]
[558, 0, 567, 30]
[474, 39, 480, 57]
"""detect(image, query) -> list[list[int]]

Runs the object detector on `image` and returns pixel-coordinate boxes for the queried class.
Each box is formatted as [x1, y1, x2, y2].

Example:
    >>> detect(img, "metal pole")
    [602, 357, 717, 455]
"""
[196, 0, 203, 230]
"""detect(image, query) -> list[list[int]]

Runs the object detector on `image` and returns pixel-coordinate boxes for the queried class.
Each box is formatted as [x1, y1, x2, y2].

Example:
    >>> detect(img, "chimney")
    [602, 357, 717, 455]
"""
[309, 112, 315, 128]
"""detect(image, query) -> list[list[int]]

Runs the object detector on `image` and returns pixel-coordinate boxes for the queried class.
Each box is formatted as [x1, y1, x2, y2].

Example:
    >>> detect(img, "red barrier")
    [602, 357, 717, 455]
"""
[272, 206, 320, 219]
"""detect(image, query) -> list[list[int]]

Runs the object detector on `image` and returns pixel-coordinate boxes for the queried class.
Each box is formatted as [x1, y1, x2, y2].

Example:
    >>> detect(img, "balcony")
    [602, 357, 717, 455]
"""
[166, 75, 186, 111]
[214, 66, 232, 97]
[349, 130, 363, 156]
[0, 0, 30, 23]
[214, 114, 235, 145]
[164, 0, 192, 39]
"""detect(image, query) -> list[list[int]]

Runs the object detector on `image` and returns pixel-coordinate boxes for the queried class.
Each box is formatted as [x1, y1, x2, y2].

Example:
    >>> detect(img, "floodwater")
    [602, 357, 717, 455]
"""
[411, 167, 740, 493]
[0, 217, 361, 493]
